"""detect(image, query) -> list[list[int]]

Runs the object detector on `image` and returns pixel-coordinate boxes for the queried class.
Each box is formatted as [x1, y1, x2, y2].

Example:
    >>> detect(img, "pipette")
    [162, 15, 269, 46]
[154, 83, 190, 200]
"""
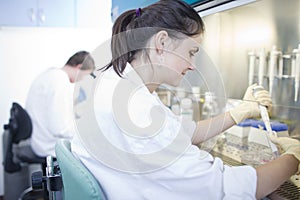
[278, 51, 283, 79]
[248, 51, 256, 86]
[292, 49, 297, 79]
[253, 86, 279, 158]
[268, 46, 277, 97]
[295, 44, 300, 102]
[258, 49, 266, 86]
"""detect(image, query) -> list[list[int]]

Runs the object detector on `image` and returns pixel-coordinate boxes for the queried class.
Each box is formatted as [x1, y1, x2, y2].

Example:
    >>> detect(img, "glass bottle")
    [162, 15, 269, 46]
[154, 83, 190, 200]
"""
[171, 87, 186, 115]
[202, 92, 218, 119]
[180, 98, 193, 121]
[191, 87, 201, 122]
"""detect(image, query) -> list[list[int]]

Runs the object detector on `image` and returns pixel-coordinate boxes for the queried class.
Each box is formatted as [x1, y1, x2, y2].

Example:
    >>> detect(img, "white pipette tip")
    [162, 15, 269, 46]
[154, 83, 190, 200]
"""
[295, 87, 299, 102]
[272, 130, 277, 137]
[253, 86, 279, 158]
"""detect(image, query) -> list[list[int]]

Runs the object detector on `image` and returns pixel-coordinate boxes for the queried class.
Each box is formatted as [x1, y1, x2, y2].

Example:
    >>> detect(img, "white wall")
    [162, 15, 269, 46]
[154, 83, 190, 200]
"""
[0, 1, 112, 196]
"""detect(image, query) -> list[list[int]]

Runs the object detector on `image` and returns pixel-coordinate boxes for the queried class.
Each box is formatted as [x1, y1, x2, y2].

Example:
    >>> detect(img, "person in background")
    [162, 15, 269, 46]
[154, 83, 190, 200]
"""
[71, 1, 300, 199]
[26, 51, 95, 157]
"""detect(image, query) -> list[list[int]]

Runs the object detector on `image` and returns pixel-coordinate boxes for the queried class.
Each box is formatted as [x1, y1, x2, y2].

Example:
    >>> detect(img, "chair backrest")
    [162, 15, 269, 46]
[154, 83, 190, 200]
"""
[3, 102, 33, 173]
[4, 102, 32, 143]
[55, 139, 107, 200]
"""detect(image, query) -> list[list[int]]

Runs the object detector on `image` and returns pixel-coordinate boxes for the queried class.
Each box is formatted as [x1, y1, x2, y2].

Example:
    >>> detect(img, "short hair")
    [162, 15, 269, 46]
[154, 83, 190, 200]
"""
[65, 51, 95, 70]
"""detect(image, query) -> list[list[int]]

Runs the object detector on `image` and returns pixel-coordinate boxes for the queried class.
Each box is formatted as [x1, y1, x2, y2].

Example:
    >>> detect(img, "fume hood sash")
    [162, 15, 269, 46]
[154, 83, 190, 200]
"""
[192, 0, 256, 16]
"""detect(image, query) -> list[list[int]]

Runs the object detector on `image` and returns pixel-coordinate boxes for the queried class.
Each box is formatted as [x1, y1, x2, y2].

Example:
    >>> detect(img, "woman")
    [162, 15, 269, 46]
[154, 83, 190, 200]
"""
[71, 0, 300, 199]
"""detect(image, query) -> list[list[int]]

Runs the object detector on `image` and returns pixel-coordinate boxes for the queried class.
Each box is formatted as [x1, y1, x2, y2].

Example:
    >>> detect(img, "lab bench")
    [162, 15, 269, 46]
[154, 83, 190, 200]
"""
[200, 132, 300, 200]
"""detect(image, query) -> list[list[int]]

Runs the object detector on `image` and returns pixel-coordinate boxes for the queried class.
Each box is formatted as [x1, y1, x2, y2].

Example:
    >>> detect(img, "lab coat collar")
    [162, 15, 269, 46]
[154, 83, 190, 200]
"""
[122, 62, 150, 92]
[122, 63, 160, 96]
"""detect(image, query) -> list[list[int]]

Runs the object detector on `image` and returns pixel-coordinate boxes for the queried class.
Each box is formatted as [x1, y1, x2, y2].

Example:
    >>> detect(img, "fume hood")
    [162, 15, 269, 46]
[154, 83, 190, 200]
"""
[111, 0, 256, 21]
[187, 0, 257, 16]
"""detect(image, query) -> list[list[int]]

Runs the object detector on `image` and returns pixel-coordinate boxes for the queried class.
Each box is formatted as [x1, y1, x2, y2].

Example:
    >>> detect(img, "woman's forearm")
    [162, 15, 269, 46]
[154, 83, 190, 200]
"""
[255, 154, 299, 199]
[192, 112, 236, 144]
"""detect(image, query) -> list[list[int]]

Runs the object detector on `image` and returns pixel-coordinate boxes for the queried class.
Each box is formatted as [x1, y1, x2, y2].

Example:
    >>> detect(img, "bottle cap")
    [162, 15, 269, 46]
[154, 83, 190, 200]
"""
[192, 86, 200, 94]
[176, 87, 186, 99]
[180, 98, 192, 109]
[192, 87, 201, 98]
[204, 92, 215, 102]
[171, 104, 180, 115]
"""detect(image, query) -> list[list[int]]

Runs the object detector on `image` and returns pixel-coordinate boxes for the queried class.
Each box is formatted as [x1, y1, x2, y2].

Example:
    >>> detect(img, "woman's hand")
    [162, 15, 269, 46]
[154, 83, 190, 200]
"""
[229, 84, 272, 124]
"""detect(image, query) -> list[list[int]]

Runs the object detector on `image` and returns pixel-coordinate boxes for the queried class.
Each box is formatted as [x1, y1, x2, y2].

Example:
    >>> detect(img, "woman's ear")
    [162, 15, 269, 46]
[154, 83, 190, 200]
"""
[155, 30, 168, 54]
[76, 64, 83, 69]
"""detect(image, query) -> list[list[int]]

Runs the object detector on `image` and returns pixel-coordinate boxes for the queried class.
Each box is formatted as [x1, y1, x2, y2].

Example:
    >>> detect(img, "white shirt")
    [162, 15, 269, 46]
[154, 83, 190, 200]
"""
[26, 68, 75, 157]
[71, 64, 257, 199]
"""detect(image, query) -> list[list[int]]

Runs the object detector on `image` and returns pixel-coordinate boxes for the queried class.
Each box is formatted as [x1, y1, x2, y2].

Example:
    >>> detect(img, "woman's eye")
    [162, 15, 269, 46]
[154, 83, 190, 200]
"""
[189, 47, 199, 57]
[189, 52, 195, 57]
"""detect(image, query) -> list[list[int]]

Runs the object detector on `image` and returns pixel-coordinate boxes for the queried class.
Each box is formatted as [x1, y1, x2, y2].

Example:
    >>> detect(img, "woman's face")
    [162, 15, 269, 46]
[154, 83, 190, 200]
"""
[160, 34, 202, 86]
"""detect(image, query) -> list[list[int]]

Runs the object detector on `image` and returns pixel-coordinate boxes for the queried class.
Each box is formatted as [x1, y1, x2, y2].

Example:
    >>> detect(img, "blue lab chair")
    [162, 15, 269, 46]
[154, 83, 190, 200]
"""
[55, 139, 107, 200]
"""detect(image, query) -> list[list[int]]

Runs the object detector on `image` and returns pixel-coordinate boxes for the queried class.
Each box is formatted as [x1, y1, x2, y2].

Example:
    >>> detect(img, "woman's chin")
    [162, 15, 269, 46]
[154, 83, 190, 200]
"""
[168, 78, 182, 87]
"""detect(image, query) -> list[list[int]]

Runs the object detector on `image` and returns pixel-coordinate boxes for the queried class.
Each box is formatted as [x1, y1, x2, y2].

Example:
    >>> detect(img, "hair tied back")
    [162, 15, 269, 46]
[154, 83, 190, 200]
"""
[136, 8, 142, 17]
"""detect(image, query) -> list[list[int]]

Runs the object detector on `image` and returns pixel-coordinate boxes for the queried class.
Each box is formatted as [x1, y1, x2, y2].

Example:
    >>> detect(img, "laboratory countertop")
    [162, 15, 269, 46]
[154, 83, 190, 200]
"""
[200, 132, 300, 200]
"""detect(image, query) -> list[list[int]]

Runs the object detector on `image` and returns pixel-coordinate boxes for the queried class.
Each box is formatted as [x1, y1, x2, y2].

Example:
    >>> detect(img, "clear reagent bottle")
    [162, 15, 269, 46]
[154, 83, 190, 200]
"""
[180, 98, 193, 121]
[202, 92, 218, 119]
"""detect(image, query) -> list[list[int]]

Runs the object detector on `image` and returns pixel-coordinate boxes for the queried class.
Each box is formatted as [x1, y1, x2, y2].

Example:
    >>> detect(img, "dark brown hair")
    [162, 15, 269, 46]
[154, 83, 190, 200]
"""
[103, 0, 204, 77]
[66, 51, 95, 70]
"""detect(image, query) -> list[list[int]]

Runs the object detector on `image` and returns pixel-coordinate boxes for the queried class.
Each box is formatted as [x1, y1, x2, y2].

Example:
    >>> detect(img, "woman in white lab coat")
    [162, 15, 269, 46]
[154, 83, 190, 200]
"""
[71, 0, 300, 199]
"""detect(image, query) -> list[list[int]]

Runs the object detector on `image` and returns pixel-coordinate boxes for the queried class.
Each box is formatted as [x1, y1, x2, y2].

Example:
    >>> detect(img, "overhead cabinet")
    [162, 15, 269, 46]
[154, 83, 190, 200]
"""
[0, 0, 75, 27]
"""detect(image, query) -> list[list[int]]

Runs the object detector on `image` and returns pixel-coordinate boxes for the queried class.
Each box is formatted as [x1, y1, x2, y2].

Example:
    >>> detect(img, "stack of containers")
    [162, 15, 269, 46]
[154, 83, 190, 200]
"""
[227, 119, 289, 146]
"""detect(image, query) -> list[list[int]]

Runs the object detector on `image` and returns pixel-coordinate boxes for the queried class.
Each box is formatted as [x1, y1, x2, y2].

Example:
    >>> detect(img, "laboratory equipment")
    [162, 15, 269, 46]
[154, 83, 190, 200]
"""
[171, 104, 181, 115]
[247, 120, 289, 146]
[226, 119, 253, 138]
[156, 88, 172, 108]
[171, 87, 186, 115]
[268, 45, 281, 96]
[258, 49, 266, 86]
[248, 51, 256, 86]
[171, 87, 186, 106]
[191, 86, 202, 121]
[294, 44, 300, 102]
[208, 132, 300, 199]
[291, 48, 297, 79]
[180, 98, 193, 121]
[253, 86, 279, 157]
[278, 51, 283, 79]
[202, 92, 218, 119]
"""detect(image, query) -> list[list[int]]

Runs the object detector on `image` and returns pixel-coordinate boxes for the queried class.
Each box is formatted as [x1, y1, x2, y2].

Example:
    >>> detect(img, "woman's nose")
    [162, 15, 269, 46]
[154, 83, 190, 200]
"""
[188, 65, 195, 71]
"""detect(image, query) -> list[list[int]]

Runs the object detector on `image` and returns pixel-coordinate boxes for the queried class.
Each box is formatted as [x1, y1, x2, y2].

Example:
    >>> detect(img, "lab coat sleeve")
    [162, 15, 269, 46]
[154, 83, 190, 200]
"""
[223, 165, 257, 199]
[46, 83, 76, 139]
[182, 119, 197, 139]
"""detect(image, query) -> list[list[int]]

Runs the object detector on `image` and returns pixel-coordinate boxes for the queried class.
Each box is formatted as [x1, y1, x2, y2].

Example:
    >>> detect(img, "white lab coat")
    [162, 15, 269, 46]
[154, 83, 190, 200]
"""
[71, 64, 257, 199]
[26, 68, 75, 157]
